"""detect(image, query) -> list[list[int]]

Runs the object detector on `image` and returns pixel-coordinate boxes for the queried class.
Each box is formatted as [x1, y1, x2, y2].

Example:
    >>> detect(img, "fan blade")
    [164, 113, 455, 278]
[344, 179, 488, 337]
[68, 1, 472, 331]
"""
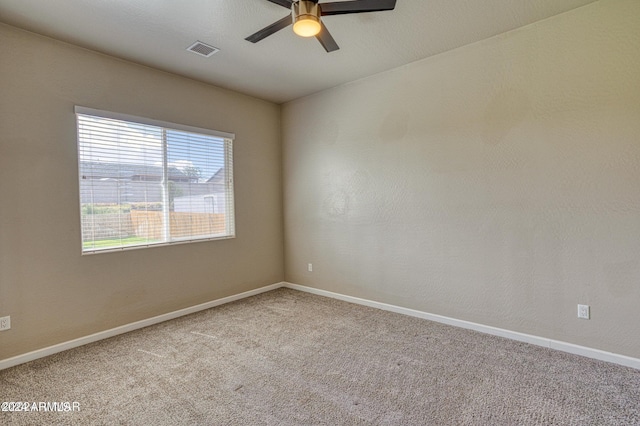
[316, 22, 339, 52]
[266, 0, 293, 8]
[320, 0, 396, 16]
[245, 15, 292, 43]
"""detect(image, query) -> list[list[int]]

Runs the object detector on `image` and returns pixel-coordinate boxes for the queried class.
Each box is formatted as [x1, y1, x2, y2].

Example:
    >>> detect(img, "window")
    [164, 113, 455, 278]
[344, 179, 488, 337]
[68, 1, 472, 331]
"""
[76, 106, 235, 253]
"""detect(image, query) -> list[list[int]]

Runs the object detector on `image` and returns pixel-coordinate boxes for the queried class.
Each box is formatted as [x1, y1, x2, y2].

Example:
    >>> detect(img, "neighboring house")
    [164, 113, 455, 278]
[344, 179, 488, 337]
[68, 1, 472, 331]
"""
[175, 168, 228, 214]
[79, 162, 224, 205]
[207, 167, 225, 184]
[80, 161, 193, 182]
[173, 194, 226, 214]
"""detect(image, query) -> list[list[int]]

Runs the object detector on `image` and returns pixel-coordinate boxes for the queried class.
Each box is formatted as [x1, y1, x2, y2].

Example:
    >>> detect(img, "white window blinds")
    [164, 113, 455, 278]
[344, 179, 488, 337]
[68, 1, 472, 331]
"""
[76, 106, 235, 253]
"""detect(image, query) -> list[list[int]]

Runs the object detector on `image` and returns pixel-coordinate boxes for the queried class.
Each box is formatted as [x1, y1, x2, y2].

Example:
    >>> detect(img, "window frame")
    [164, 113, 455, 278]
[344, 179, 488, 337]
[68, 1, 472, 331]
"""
[75, 106, 236, 254]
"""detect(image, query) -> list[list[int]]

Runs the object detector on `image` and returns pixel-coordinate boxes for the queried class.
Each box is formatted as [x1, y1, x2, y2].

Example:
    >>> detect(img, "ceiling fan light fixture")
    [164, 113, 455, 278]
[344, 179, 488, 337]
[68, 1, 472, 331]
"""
[293, 17, 321, 37]
[292, 1, 321, 37]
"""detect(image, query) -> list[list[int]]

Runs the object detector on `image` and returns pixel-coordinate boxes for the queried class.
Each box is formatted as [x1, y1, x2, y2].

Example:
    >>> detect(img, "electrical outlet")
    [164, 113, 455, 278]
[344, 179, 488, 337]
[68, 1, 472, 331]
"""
[0, 316, 10, 331]
[577, 304, 590, 320]
[308, 263, 313, 272]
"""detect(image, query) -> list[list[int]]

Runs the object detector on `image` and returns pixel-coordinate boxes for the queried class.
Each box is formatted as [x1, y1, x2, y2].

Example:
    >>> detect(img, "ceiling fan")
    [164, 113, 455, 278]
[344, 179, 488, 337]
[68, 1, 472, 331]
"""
[246, 0, 397, 53]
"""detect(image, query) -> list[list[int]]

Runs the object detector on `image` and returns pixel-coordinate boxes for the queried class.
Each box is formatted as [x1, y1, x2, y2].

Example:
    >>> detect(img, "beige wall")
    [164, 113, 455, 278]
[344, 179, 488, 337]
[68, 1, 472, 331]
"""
[0, 24, 283, 359]
[283, 0, 640, 358]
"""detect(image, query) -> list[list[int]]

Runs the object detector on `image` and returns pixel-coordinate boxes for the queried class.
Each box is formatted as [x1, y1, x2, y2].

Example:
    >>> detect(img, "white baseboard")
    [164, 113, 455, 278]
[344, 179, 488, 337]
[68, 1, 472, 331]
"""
[283, 282, 640, 370]
[3, 281, 638, 371]
[0, 282, 284, 371]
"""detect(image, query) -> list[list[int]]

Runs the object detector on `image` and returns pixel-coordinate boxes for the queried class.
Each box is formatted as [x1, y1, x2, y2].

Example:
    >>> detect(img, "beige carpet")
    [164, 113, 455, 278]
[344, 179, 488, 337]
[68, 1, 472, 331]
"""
[1, 288, 639, 425]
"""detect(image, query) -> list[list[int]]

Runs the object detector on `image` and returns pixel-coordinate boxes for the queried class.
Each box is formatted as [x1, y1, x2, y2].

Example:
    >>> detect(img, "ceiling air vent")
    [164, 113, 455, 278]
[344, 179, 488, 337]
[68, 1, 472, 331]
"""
[186, 41, 219, 57]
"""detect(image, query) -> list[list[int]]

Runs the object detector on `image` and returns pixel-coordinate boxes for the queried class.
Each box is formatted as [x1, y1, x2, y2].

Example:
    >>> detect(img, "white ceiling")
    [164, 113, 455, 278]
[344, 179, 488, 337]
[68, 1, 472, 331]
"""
[0, 0, 598, 104]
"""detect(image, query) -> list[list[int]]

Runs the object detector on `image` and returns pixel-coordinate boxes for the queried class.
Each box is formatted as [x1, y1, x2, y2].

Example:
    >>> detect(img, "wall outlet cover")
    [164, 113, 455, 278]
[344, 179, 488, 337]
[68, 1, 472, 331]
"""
[0, 316, 10, 331]
[577, 304, 590, 320]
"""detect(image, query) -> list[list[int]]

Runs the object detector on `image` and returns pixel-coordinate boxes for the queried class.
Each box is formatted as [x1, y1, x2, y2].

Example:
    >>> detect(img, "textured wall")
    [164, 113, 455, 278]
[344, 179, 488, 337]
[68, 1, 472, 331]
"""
[283, 0, 640, 358]
[0, 25, 283, 360]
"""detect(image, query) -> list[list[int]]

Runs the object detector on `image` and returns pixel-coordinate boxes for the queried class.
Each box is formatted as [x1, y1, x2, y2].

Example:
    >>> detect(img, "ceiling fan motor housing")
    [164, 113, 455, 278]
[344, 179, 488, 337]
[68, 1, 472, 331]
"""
[292, 1, 321, 37]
